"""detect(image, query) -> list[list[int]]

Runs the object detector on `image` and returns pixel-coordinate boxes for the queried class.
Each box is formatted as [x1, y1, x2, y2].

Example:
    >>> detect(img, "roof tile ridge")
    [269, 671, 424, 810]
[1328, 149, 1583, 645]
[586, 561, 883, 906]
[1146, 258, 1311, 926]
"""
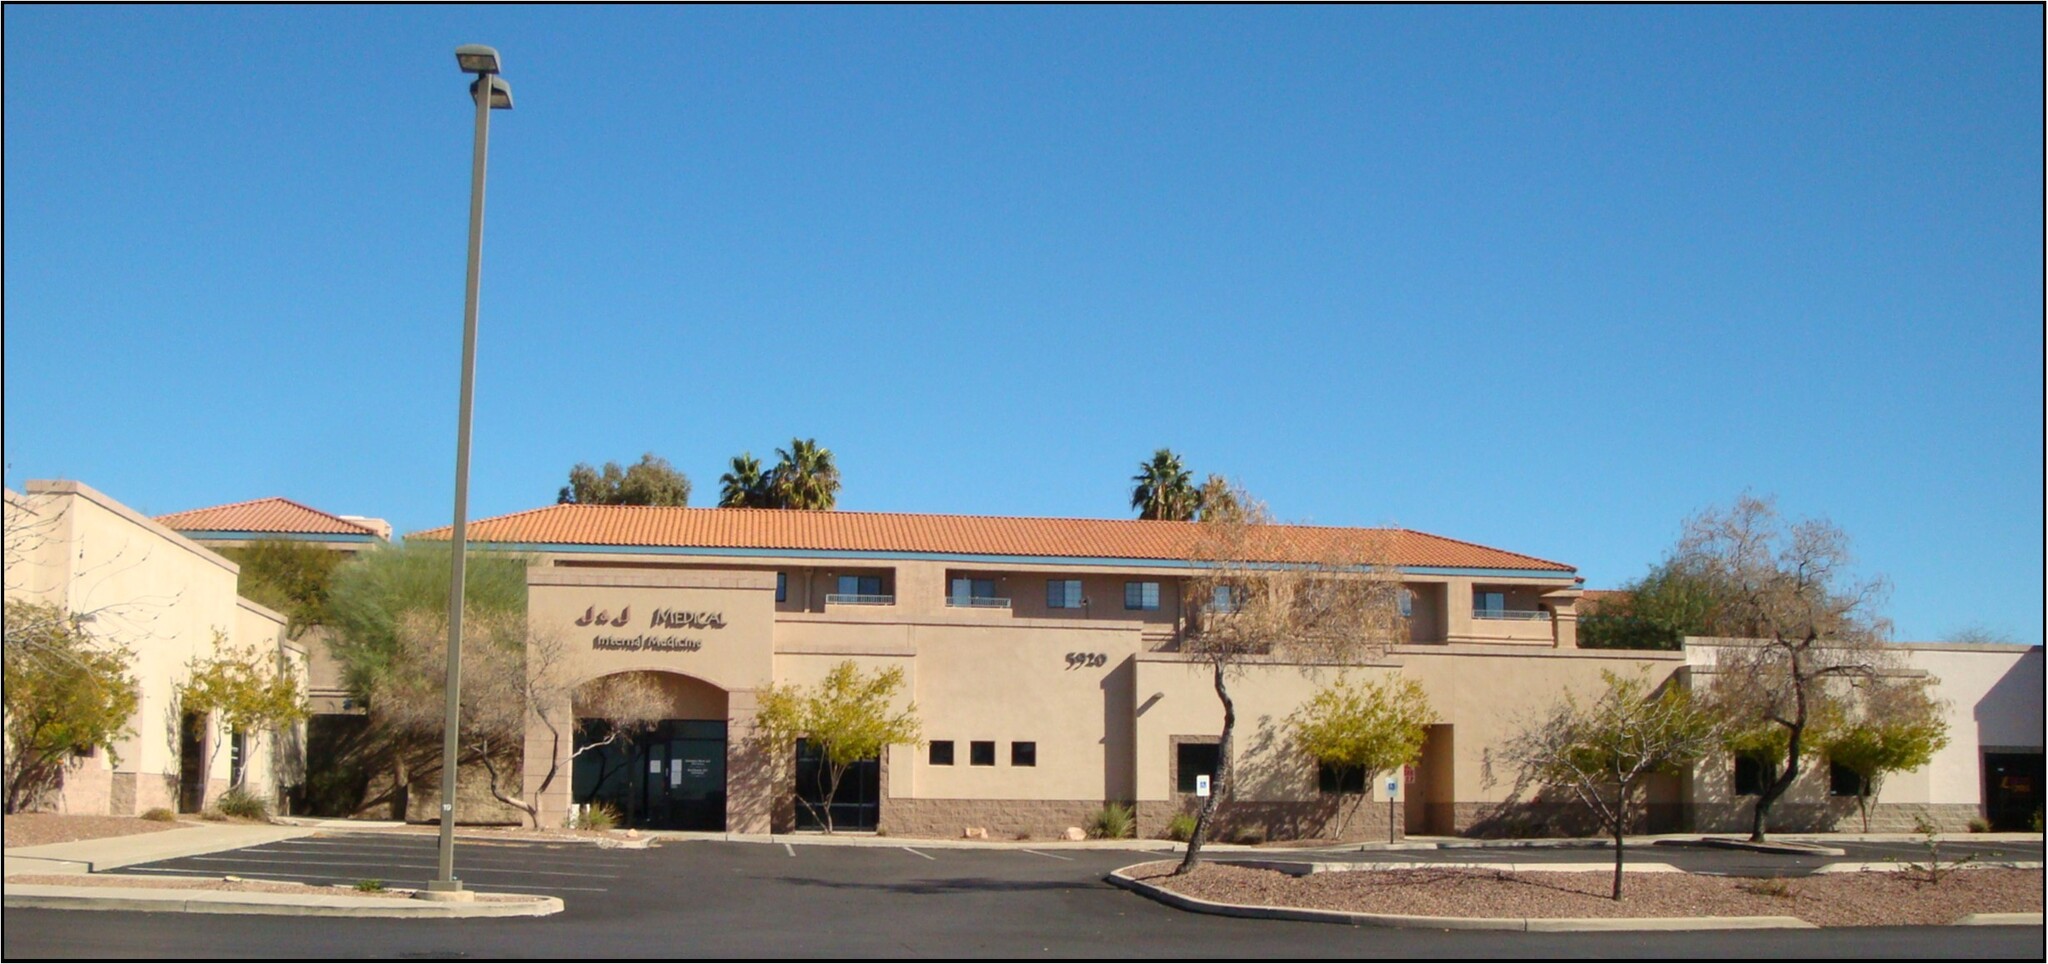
[1392, 527, 1573, 571]
[155, 494, 287, 521]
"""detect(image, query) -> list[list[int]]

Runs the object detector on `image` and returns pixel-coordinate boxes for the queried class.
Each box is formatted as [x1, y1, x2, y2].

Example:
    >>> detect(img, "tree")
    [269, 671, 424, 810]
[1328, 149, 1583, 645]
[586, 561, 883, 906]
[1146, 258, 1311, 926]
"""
[769, 438, 842, 510]
[1498, 668, 1719, 900]
[1174, 486, 1407, 874]
[322, 542, 529, 812]
[557, 453, 691, 507]
[3, 601, 140, 813]
[1680, 494, 1894, 842]
[375, 611, 667, 828]
[214, 539, 345, 640]
[718, 453, 773, 508]
[176, 633, 310, 790]
[1823, 678, 1949, 833]
[1577, 563, 1723, 651]
[1287, 674, 1432, 837]
[752, 660, 921, 833]
[1194, 474, 1241, 524]
[1131, 449, 1201, 521]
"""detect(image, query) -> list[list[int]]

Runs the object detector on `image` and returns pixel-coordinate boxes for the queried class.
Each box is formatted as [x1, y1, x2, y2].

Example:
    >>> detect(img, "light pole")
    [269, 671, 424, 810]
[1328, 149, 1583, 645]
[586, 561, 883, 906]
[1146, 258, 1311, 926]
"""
[427, 43, 513, 899]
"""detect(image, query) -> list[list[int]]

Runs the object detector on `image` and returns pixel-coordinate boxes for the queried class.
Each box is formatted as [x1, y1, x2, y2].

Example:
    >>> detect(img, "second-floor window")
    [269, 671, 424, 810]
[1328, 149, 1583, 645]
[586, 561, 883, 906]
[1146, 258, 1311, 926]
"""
[839, 575, 883, 597]
[1124, 581, 1161, 611]
[1399, 588, 1414, 618]
[1046, 579, 1084, 609]
[1474, 590, 1506, 617]
[776, 572, 788, 603]
[1211, 585, 1241, 614]
[950, 578, 997, 605]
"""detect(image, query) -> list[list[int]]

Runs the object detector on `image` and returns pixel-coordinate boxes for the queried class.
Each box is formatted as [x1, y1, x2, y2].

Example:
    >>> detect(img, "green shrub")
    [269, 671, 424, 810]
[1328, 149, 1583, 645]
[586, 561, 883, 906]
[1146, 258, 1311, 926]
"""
[1089, 803, 1135, 840]
[1740, 877, 1791, 898]
[214, 787, 271, 821]
[2031, 809, 2043, 833]
[140, 807, 178, 822]
[200, 809, 227, 822]
[1232, 827, 1267, 846]
[353, 879, 386, 893]
[1967, 817, 1993, 834]
[571, 802, 621, 831]
[1164, 813, 1198, 842]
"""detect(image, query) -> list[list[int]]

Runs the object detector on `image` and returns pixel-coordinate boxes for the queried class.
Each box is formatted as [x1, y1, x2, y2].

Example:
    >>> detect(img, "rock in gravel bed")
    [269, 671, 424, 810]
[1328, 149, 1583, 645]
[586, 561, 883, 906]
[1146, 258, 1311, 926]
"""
[1128, 862, 2044, 927]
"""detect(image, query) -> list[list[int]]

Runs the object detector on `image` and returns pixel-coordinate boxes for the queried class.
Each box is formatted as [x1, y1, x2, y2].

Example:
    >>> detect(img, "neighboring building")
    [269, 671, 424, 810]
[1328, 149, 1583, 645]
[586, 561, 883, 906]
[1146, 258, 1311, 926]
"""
[4, 482, 308, 815]
[157, 496, 390, 716]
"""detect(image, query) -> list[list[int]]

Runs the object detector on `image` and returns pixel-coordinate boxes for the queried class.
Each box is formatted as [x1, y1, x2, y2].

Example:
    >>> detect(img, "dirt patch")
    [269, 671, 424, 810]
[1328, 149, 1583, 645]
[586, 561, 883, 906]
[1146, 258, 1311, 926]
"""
[1129, 862, 2044, 927]
[3, 814, 188, 849]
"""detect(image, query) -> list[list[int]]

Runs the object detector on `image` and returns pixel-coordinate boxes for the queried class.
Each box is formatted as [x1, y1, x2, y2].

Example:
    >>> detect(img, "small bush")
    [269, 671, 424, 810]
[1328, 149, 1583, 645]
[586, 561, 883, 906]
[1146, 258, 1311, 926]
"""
[215, 787, 271, 821]
[2031, 809, 2043, 833]
[354, 879, 386, 893]
[1164, 813, 1198, 842]
[200, 810, 227, 822]
[1089, 803, 1135, 840]
[571, 802, 621, 831]
[1967, 817, 1992, 834]
[1013, 830, 1032, 841]
[1232, 828, 1267, 846]
[1740, 877, 1791, 898]
[140, 807, 178, 822]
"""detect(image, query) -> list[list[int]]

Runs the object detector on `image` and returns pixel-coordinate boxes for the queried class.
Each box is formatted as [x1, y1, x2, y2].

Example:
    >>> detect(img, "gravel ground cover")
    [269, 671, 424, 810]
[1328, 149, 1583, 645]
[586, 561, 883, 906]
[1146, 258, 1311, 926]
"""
[4, 874, 535, 902]
[3, 814, 187, 849]
[1131, 862, 2044, 927]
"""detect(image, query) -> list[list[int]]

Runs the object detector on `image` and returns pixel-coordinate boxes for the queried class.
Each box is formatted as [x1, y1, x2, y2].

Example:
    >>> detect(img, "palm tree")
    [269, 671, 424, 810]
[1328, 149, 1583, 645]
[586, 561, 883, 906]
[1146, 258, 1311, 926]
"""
[770, 438, 841, 510]
[1131, 449, 1201, 521]
[719, 453, 772, 508]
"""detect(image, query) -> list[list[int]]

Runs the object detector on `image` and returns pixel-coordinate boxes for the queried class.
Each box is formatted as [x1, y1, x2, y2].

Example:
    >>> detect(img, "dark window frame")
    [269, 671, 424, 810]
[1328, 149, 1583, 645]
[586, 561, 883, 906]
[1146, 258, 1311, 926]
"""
[929, 740, 954, 766]
[969, 740, 996, 767]
[1317, 762, 1367, 795]
[1011, 742, 1037, 767]
[775, 572, 788, 603]
[1176, 741, 1220, 793]
[1047, 579, 1085, 610]
[1125, 581, 1161, 611]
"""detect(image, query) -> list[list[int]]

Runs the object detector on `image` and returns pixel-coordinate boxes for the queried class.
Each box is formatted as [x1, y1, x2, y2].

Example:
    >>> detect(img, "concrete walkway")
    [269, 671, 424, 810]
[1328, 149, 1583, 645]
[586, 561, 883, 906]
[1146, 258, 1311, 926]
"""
[3, 822, 559, 918]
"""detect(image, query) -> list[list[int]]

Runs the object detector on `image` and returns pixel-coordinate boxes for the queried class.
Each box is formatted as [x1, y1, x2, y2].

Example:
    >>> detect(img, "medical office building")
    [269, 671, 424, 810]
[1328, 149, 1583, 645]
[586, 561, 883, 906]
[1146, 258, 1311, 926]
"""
[414, 502, 2042, 841]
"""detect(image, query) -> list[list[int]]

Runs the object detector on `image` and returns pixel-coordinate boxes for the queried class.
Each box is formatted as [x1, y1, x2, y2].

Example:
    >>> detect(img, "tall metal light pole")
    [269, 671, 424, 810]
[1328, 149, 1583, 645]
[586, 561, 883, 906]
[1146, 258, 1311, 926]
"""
[427, 44, 513, 899]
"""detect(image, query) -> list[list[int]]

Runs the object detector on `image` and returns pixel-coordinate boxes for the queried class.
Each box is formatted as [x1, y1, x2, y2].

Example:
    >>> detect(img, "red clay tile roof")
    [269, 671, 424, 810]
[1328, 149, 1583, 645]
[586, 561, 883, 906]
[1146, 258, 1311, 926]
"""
[408, 505, 1573, 572]
[157, 497, 379, 537]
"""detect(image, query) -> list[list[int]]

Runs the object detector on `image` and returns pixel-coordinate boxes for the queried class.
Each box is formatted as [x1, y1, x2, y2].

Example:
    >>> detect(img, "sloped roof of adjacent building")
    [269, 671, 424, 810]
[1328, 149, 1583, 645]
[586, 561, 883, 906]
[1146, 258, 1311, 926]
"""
[157, 497, 383, 538]
[407, 504, 1574, 573]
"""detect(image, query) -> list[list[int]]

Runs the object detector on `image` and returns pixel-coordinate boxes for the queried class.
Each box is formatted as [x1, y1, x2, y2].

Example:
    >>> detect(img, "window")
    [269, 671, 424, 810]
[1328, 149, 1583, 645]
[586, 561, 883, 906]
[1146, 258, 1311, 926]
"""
[950, 577, 996, 605]
[929, 741, 954, 766]
[1124, 581, 1161, 611]
[1046, 579, 1085, 609]
[1176, 742, 1220, 793]
[776, 572, 788, 603]
[1318, 763, 1366, 795]
[1011, 742, 1037, 767]
[970, 741, 996, 767]
[229, 730, 248, 789]
[838, 574, 883, 597]
[1734, 755, 1778, 796]
[1829, 761, 1862, 797]
[1211, 585, 1240, 614]
[1474, 590, 1506, 616]
[1398, 589, 1414, 619]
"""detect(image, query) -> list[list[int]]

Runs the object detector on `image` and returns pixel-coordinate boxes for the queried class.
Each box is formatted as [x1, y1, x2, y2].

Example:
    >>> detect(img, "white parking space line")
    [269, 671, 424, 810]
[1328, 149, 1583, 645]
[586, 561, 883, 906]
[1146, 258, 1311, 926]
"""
[1020, 849, 1074, 861]
[901, 847, 936, 860]
[783, 843, 796, 857]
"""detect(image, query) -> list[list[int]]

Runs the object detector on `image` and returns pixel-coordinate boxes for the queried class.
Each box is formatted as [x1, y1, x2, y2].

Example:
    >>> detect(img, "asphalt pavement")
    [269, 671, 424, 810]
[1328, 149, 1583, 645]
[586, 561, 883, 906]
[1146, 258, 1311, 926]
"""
[5, 833, 2043, 959]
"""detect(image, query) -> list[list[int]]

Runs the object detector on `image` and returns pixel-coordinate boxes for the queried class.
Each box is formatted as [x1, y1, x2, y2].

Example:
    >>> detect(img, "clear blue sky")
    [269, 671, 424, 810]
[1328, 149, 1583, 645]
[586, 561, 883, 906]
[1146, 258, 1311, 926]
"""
[5, 7, 2041, 643]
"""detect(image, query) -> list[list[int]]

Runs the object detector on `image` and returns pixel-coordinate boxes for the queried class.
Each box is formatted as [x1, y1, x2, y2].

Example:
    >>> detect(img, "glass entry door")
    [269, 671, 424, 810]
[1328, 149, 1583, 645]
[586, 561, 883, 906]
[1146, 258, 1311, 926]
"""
[573, 719, 727, 831]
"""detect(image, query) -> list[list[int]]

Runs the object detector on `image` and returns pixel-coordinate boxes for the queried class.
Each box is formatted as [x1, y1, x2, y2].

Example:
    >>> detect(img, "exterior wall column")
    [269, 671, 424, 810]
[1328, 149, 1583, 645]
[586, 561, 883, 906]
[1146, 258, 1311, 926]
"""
[1542, 588, 1583, 649]
[1443, 577, 1475, 641]
[725, 688, 775, 834]
[524, 692, 574, 829]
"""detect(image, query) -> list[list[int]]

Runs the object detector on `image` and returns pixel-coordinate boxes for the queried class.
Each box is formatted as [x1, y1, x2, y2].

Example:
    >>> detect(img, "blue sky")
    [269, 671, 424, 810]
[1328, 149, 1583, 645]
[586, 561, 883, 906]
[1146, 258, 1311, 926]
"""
[5, 7, 2041, 643]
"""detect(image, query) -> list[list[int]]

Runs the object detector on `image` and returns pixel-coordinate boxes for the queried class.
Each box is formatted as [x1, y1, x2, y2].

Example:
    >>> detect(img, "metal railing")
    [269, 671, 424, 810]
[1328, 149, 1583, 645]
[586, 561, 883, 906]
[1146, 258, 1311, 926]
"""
[945, 596, 1012, 609]
[1472, 608, 1549, 621]
[825, 593, 895, 606]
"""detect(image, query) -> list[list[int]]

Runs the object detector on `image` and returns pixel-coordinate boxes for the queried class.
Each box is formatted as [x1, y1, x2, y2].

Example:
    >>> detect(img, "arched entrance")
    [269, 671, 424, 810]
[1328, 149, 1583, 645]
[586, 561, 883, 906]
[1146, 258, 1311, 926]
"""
[568, 672, 729, 831]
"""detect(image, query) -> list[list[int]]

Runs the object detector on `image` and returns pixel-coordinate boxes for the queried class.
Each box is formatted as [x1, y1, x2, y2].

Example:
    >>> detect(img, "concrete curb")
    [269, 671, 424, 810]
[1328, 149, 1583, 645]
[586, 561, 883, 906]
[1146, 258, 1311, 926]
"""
[650, 831, 1189, 852]
[1812, 860, 2043, 874]
[1660, 837, 1847, 857]
[1229, 859, 1689, 876]
[1953, 913, 2044, 926]
[1104, 867, 1814, 931]
[2, 884, 563, 918]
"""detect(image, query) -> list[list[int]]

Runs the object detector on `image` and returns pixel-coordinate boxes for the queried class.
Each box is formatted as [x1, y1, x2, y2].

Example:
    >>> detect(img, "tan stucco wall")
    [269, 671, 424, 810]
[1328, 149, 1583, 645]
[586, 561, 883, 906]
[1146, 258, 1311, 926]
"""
[7, 482, 303, 814]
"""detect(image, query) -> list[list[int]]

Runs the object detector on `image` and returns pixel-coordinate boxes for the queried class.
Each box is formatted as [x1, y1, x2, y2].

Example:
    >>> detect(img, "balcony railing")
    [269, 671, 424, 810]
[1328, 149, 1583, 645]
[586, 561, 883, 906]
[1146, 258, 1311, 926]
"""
[826, 593, 895, 606]
[946, 596, 1012, 609]
[1473, 608, 1549, 621]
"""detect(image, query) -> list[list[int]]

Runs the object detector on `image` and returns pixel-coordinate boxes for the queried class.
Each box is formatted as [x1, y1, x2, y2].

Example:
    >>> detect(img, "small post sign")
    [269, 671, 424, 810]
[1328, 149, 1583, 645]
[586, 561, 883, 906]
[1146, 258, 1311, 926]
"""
[1386, 776, 1399, 844]
[1195, 774, 1211, 798]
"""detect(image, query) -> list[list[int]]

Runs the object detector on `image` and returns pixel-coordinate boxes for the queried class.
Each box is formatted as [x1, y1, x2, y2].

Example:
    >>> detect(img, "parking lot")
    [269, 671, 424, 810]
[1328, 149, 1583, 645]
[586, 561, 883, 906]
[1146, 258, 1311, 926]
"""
[4, 834, 2042, 959]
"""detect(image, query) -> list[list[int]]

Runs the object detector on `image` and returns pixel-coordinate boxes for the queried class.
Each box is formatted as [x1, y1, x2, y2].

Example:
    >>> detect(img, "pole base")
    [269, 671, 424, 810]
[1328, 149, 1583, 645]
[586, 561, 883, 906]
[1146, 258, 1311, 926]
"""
[417, 880, 474, 902]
